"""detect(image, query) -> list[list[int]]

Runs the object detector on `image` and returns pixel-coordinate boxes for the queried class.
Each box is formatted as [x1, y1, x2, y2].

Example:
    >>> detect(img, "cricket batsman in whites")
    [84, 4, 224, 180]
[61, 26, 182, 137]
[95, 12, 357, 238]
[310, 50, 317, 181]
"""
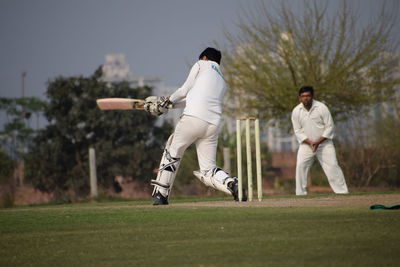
[144, 47, 244, 205]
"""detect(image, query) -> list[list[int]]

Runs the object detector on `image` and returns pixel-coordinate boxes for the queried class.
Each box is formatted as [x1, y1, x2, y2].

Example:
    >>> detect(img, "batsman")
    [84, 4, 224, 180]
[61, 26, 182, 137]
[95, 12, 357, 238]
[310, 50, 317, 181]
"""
[144, 47, 244, 205]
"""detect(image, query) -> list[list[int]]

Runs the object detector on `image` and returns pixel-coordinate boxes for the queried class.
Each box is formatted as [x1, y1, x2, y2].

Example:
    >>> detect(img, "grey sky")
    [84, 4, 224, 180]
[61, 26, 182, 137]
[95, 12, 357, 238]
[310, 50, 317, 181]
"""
[0, 0, 397, 100]
[0, 0, 249, 98]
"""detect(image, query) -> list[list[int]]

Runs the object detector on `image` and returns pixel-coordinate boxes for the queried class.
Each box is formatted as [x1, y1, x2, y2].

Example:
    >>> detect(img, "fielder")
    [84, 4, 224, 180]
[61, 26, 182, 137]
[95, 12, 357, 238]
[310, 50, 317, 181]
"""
[144, 47, 245, 205]
[291, 86, 349, 195]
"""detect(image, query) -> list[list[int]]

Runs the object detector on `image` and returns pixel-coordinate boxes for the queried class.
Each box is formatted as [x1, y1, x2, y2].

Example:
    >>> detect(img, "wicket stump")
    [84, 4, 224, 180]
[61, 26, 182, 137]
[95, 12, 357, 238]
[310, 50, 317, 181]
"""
[236, 117, 262, 202]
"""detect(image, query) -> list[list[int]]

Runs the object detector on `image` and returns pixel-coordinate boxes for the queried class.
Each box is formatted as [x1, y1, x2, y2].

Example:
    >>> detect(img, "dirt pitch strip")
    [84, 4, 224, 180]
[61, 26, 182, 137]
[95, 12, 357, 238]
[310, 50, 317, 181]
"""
[173, 193, 400, 208]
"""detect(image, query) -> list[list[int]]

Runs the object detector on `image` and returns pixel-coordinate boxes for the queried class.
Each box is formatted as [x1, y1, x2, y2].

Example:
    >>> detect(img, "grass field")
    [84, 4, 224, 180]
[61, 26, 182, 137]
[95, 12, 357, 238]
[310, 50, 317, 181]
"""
[1, 193, 400, 266]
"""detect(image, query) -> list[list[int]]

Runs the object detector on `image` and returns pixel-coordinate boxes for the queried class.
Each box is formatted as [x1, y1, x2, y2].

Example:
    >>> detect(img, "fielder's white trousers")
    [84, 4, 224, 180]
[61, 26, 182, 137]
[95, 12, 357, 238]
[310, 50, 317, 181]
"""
[169, 115, 221, 171]
[295, 140, 349, 195]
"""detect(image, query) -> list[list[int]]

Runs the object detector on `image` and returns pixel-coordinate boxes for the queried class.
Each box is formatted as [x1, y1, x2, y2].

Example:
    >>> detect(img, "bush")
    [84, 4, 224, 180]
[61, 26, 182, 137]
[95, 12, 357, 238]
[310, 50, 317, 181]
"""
[336, 112, 400, 188]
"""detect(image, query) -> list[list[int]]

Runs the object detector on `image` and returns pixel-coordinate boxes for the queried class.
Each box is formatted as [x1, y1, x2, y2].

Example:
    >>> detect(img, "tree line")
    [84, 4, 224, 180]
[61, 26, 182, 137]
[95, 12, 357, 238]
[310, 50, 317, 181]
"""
[1, 67, 172, 203]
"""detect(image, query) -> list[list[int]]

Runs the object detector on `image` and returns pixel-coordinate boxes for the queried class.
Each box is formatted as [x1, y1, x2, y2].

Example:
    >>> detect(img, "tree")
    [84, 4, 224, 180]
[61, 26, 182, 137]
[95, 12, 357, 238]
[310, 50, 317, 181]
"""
[0, 149, 16, 208]
[26, 68, 172, 198]
[0, 96, 46, 189]
[0, 97, 45, 159]
[221, 0, 399, 123]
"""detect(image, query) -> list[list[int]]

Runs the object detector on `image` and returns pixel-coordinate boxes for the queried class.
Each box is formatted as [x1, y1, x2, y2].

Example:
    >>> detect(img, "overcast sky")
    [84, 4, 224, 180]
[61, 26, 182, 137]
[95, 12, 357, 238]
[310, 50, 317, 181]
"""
[0, 0, 397, 101]
[0, 0, 249, 99]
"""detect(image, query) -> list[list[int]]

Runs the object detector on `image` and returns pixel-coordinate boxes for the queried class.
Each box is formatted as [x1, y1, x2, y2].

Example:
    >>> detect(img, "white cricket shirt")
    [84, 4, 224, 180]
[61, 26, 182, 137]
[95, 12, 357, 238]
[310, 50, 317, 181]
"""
[291, 100, 335, 143]
[169, 60, 226, 125]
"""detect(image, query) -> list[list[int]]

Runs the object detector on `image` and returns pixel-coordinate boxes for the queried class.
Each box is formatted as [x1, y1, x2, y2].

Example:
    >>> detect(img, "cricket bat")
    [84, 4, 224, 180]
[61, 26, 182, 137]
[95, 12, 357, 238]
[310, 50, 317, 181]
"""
[96, 98, 146, 110]
[96, 98, 184, 110]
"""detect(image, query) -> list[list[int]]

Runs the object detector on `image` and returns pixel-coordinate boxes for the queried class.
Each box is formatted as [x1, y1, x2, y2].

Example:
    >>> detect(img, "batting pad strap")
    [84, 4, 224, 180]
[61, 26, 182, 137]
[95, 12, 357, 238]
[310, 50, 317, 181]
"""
[151, 180, 170, 189]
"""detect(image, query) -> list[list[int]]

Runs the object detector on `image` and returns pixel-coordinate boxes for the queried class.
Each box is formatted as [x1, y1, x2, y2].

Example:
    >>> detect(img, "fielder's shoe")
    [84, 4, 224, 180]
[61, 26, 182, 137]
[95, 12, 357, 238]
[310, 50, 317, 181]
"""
[228, 179, 247, 202]
[153, 192, 169, 206]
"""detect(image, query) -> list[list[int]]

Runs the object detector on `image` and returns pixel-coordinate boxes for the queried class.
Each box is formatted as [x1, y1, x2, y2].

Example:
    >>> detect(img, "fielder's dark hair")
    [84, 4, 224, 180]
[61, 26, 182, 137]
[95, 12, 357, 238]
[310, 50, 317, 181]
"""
[299, 86, 314, 96]
[199, 47, 221, 64]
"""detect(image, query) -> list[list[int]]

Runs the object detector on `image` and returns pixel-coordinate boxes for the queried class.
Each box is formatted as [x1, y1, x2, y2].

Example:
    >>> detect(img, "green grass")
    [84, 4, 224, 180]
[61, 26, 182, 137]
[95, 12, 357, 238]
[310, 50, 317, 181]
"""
[1, 196, 400, 266]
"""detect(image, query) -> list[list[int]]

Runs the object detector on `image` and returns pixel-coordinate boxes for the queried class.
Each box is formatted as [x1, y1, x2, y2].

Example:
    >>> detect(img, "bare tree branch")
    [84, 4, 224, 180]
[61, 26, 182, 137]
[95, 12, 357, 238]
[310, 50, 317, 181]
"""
[220, 0, 400, 123]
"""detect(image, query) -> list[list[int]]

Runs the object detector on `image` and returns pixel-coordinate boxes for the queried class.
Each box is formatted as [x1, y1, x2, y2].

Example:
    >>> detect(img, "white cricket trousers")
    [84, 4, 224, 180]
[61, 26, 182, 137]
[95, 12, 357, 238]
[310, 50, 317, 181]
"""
[295, 140, 349, 195]
[169, 115, 221, 171]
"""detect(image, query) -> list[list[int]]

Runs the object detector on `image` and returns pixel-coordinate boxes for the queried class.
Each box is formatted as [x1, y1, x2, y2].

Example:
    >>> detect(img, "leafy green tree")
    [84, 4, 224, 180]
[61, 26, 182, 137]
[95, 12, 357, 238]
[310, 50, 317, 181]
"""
[0, 97, 45, 159]
[0, 96, 45, 199]
[0, 149, 16, 208]
[221, 0, 399, 123]
[26, 68, 172, 197]
[0, 149, 15, 184]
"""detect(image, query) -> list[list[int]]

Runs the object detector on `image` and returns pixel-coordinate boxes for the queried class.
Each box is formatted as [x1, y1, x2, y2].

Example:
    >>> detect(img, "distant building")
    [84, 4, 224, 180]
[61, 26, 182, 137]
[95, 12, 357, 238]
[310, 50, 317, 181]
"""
[266, 122, 298, 152]
[102, 54, 163, 89]
[101, 54, 182, 125]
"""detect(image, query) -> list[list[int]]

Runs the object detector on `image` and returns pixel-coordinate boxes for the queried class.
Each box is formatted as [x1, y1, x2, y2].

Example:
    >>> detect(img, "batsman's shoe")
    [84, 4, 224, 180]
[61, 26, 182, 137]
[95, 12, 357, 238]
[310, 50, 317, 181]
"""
[228, 179, 247, 202]
[153, 192, 169, 206]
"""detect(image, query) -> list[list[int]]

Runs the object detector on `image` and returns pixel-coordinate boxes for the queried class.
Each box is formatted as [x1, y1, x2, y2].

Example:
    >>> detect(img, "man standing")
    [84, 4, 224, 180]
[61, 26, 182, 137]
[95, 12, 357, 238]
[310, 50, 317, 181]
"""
[291, 86, 349, 195]
[145, 47, 245, 205]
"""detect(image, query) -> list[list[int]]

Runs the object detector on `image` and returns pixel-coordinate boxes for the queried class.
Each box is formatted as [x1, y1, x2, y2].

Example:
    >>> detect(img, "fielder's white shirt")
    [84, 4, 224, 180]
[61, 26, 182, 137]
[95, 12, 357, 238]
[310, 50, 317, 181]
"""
[291, 100, 335, 143]
[169, 60, 226, 125]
